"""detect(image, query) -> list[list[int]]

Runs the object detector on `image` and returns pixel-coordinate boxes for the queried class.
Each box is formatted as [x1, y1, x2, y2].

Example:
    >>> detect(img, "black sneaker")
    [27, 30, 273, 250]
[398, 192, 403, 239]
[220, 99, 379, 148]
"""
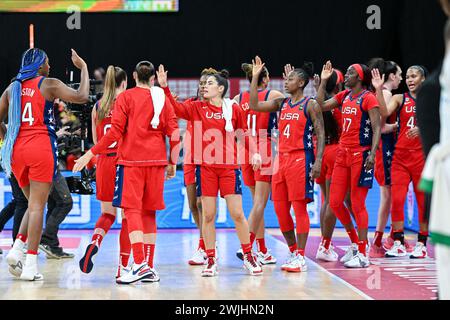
[52, 247, 75, 259]
[0, 247, 3, 255]
[39, 244, 61, 259]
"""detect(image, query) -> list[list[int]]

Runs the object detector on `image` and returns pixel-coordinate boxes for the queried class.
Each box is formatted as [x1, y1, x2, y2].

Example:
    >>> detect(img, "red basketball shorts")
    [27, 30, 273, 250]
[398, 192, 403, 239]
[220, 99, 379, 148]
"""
[12, 134, 57, 188]
[96, 153, 118, 202]
[391, 148, 425, 187]
[241, 163, 271, 187]
[184, 163, 196, 186]
[316, 144, 338, 185]
[196, 166, 242, 197]
[113, 165, 166, 210]
[271, 150, 315, 202]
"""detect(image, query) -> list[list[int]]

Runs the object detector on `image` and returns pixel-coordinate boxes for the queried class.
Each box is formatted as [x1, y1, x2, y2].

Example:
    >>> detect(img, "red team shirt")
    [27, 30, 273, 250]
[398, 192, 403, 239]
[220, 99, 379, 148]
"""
[164, 86, 247, 169]
[18, 76, 57, 139]
[239, 89, 277, 163]
[334, 89, 379, 149]
[395, 92, 421, 150]
[12, 76, 58, 187]
[278, 97, 314, 153]
[91, 87, 179, 165]
[95, 101, 119, 154]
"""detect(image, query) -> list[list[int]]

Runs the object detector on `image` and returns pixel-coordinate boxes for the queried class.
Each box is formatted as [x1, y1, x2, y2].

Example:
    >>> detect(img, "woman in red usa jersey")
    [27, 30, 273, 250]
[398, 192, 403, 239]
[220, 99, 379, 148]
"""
[367, 58, 404, 258]
[249, 56, 325, 273]
[372, 65, 428, 259]
[0, 48, 89, 281]
[317, 61, 381, 269]
[314, 69, 347, 263]
[74, 61, 180, 284]
[186, 68, 218, 266]
[232, 62, 285, 265]
[158, 65, 263, 277]
[79, 65, 131, 280]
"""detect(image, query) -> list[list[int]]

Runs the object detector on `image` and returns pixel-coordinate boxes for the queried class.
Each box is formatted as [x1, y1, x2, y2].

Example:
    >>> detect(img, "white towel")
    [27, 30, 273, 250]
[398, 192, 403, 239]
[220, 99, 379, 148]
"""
[222, 98, 235, 132]
[150, 86, 166, 129]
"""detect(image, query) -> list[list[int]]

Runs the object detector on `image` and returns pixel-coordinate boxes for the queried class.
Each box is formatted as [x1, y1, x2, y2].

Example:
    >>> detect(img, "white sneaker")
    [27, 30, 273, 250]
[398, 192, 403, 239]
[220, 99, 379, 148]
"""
[284, 254, 308, 272]
[344, 252, 370, 268]
[115, 265, 131, 280]
[256, 250, 277, 265]
[340, 243, 358, 263]
[116, 262, 153, 285]
[19, 255, 44, 281]
[316, 244, 339, 262]
[385, 240, 407, 257]
[410, 242, 428, 259]
[141, 267, 160, 283]
[281, 252, 298, 271]
[6, 248, 24, 277]
[243, 252, 263, 276]
[201, 257, 218, 277]
[188, 248, 207, 266]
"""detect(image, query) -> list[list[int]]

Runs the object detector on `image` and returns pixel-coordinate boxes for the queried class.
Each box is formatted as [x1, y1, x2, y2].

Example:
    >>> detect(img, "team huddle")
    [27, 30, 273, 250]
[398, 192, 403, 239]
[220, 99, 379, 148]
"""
[0, 48, 427, 284]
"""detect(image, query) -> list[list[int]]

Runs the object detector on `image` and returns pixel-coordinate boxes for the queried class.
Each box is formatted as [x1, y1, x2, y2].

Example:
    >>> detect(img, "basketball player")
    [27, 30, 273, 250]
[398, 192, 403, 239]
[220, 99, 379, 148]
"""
[73, 61, 180, 284]
[367, 58, 405, 257]
[79, 65, 132, 280]
[232, 62, 284, 265]
[314, 69, 345, 262]
[158, 65, 263, 277]
[372, 66, 428, 259]
[317, 61, 381, 268]
[186, 68, 218, 266]
[0, 48, 89, 281]
[249, 56, 325, 272]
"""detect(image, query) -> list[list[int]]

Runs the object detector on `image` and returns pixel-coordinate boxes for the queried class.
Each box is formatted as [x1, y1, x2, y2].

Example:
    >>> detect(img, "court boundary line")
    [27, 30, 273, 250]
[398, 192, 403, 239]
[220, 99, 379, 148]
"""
[268, 231, 374, 300]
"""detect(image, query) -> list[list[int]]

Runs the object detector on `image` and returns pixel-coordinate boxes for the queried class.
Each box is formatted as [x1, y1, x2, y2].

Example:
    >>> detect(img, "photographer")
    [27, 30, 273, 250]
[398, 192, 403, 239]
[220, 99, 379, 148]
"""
[38, 124, 75, 259]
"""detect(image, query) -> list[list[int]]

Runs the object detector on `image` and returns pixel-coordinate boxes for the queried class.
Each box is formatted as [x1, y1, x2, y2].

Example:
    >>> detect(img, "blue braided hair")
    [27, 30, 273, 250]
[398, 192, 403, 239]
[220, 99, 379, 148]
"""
[1, 48, 47, 177]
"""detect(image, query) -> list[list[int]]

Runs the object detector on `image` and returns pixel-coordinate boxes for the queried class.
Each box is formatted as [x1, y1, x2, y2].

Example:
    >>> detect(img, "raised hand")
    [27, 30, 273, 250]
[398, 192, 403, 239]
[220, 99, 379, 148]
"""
[283, 64, 294, 80]
[71, 49, 87, 70]
[313, 74, 321, 91]
[156, 64, 168, 88]
[252, 56, 266, 78]
[371, 68, 385, 90]
[321, 60, 333, 81]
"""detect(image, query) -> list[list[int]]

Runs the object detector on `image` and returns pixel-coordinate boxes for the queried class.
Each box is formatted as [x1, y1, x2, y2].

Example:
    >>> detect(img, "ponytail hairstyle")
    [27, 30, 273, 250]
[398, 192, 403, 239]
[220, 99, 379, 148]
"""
[209, 69, 230, 98]
[409, 65, 428, 78]
[368, 57, 399, 81]
[97, 65, 127, 122]
[1, 48, 47, 177]
[325, 69, 345, 94]
[135, 60, 155, 83]
[293, 62, 314, 89]
[241, 62, 268, 86]
[201, 67, 219, 77]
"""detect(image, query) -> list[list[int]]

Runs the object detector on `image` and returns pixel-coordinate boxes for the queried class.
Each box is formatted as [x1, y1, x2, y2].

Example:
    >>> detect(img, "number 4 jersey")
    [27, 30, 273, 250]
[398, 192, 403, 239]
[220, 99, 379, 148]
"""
[17, 76, 56, 139]
[395, 92, 421, 150]
[12, 76, 58, 187]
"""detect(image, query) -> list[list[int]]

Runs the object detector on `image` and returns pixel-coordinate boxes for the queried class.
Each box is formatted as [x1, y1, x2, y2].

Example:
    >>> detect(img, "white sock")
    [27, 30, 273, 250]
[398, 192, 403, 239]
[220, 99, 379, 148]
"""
[25, 253, 38, 267]
[13, 238, 26, 251]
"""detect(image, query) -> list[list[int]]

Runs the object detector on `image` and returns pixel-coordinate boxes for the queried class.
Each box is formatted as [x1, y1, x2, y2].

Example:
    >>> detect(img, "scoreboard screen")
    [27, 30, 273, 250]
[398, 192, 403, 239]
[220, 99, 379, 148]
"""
[0, 0, 179, 12]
